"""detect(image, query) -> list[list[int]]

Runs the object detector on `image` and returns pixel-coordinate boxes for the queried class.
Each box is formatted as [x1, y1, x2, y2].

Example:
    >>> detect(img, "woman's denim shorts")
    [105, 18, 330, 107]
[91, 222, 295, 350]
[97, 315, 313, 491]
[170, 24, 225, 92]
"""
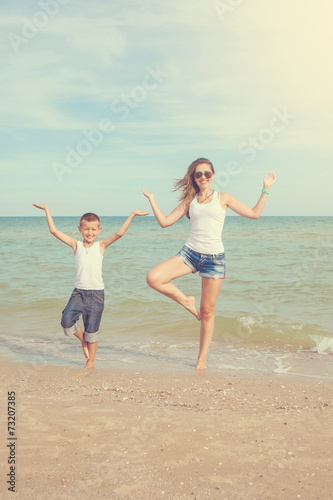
[177, 245, 226, 279]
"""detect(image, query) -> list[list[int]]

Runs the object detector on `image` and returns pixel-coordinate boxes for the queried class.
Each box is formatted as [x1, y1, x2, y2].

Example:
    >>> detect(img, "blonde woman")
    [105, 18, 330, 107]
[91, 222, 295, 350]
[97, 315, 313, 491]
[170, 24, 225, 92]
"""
[143, 158, 276, 370]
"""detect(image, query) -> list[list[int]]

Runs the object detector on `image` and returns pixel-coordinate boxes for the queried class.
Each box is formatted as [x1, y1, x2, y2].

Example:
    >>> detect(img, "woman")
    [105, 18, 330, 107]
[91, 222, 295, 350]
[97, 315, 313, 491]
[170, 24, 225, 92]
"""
[143, 158, 276, 370]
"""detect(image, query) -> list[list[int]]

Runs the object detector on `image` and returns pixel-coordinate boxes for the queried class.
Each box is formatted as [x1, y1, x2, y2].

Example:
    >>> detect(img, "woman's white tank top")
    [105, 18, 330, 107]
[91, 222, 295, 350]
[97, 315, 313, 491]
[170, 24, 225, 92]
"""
[185, 192, 226, 254]
[75, 241, 104, 290]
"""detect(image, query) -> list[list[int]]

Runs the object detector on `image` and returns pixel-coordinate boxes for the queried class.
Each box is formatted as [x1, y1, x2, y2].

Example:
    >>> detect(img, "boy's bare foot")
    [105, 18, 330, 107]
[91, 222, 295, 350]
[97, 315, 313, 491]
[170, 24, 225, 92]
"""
[74, 329, 90, 359]
[82, 340, 89, 360]
[85, 359, 95, 370]
[86, 341, 97, 370]
[184, 296, 201, 320]
[196, 356, 207, 371]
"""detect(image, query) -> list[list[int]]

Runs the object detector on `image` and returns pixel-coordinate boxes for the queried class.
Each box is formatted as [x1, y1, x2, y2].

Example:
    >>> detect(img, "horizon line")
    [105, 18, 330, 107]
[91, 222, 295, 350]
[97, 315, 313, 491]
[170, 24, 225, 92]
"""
[1, 215, 332, 218]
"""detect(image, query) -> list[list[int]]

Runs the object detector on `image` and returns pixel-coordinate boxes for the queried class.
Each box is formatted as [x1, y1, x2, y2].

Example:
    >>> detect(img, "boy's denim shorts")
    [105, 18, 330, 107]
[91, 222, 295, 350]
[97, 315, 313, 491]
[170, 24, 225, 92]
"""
[177, 245, 226, 279]
[61, 288, 104, 343]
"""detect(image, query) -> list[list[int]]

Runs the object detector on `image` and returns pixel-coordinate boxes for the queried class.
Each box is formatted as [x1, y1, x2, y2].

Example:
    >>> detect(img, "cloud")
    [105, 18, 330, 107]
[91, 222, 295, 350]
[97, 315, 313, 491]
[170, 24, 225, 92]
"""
[1, 0, 333, 215]
[2, 0, 332, 145]
[1, 12, 127, 129]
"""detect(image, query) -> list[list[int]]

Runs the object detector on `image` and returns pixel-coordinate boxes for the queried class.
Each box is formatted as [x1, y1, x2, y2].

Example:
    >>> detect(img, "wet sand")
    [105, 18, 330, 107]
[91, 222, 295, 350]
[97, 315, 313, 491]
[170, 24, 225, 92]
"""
[1, 359, 332, 499]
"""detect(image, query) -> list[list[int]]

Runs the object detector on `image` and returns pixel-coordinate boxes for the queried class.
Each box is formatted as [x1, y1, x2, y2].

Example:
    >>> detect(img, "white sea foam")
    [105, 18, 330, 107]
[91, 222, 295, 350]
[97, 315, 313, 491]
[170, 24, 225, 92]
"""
[310, 336, 333, 354]
[273, 354, 293, 374]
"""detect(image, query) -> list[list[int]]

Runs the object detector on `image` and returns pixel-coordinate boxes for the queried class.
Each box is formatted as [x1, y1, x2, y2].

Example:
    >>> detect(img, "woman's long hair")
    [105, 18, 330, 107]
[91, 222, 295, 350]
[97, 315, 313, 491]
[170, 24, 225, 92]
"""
[173, 158, 215, 206]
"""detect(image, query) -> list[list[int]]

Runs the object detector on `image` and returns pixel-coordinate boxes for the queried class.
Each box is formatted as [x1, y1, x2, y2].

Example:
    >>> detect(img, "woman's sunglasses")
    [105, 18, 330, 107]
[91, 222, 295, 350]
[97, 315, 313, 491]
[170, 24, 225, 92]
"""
[194, 170, 213, 179]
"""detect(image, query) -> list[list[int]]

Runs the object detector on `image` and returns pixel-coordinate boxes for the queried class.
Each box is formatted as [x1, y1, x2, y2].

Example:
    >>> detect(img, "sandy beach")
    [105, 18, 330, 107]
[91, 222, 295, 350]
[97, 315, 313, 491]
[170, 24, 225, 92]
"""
[1, 359, 332, 499]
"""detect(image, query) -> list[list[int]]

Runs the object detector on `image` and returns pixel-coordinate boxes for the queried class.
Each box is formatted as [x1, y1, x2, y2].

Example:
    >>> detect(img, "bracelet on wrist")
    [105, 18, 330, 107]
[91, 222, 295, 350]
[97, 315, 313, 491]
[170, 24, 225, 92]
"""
[262, 189, 270, 195]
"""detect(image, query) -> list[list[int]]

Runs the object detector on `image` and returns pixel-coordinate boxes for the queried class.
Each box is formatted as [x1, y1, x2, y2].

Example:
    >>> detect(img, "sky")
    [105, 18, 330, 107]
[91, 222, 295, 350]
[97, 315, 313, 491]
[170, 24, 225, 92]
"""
[1, 0, 332, 216]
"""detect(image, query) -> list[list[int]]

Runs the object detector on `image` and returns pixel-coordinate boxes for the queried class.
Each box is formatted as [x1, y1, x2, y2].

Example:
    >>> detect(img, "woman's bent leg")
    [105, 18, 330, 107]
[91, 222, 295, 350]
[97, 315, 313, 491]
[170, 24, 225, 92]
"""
[146, 256, 200, 320]
[197, 277, 224, 370]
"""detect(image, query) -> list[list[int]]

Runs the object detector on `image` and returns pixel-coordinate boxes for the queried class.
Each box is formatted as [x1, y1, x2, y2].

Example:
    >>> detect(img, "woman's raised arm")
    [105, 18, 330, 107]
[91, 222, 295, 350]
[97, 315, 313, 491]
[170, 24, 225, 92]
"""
[220, 172, 276, 219]
[142, 188, 189, 228]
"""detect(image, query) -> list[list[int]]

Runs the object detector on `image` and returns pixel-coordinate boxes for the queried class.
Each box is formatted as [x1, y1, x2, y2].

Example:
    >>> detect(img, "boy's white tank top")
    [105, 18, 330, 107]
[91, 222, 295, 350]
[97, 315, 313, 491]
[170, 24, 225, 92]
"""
[75, 241, 104, 290]
[185, 192, 226, 254]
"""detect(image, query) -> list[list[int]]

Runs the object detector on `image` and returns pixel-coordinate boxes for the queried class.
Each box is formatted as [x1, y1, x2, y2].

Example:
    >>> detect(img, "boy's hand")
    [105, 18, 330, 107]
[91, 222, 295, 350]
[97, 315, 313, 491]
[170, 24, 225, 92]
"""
[132, 210, 150, 216]
[33, 203, 48, 211]
[33, 203, 77, 250]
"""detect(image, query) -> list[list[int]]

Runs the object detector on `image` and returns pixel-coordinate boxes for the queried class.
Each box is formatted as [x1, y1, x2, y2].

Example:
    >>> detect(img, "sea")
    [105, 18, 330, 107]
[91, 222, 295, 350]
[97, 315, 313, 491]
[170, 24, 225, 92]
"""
[0, 215, 332, 379]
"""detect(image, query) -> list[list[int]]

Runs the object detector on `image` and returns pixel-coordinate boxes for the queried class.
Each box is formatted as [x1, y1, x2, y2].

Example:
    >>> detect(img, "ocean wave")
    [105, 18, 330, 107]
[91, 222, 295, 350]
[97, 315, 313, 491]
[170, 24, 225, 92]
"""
[213, 315, 332, 351]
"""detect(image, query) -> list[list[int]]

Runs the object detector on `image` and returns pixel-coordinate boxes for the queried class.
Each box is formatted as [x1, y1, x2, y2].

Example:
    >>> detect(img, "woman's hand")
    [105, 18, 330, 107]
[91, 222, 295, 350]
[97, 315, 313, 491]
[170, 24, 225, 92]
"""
[142, 187, 154, 200]
[263, 172, 277, 190]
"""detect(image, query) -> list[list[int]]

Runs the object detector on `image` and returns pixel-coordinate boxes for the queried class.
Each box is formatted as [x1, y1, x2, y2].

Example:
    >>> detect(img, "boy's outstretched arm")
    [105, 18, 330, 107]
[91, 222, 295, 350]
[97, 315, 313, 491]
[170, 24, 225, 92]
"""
[33, 204, 77, 251]
[100, 210, 149, 250]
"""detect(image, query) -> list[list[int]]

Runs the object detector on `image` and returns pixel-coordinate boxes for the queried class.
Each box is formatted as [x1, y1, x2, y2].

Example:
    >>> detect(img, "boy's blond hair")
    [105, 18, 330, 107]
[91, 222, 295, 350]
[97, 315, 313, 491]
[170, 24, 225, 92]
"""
[80, 213, 101, 226]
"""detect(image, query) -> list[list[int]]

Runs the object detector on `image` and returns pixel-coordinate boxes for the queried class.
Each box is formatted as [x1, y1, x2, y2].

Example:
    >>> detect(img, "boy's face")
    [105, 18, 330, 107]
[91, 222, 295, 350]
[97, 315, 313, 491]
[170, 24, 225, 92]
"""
[78, 220, 101, 244]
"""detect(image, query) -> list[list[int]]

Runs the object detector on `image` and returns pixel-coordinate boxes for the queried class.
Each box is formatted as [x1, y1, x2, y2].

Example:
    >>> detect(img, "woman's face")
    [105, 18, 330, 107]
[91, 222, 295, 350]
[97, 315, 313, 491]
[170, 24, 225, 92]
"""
[194, 163, 214, 190]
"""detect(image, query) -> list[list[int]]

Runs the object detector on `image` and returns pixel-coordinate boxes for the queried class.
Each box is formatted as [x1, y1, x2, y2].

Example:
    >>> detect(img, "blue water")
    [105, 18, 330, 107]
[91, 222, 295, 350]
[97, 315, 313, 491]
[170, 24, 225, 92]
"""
[1, 216, 332, 378]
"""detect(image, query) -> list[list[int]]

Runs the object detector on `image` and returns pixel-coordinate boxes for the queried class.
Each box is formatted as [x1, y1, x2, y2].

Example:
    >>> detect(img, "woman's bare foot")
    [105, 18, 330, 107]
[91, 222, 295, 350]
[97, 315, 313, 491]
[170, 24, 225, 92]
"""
[196, 356, 207, 371]
[184, 296, 201, 320]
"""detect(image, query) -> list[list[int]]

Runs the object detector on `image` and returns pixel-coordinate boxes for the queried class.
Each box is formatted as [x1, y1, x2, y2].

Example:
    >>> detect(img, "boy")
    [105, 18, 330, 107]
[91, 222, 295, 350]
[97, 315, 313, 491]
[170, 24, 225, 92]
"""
[33, 204, 149, 369]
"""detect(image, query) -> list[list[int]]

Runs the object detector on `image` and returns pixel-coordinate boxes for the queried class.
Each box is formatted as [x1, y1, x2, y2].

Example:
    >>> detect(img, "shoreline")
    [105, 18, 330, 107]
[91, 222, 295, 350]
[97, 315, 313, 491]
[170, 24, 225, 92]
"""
[2, 358, 332, 499]
[2, 339, 333, 383]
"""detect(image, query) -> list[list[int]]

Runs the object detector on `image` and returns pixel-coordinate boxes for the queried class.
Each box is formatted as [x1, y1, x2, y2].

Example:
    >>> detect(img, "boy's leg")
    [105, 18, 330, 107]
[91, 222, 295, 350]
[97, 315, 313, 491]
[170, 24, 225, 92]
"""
[85, 342, 98, 369]
[74, 328, 89, 360]
[61, 290, 89, 360]
[82, 290, 104, 369]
